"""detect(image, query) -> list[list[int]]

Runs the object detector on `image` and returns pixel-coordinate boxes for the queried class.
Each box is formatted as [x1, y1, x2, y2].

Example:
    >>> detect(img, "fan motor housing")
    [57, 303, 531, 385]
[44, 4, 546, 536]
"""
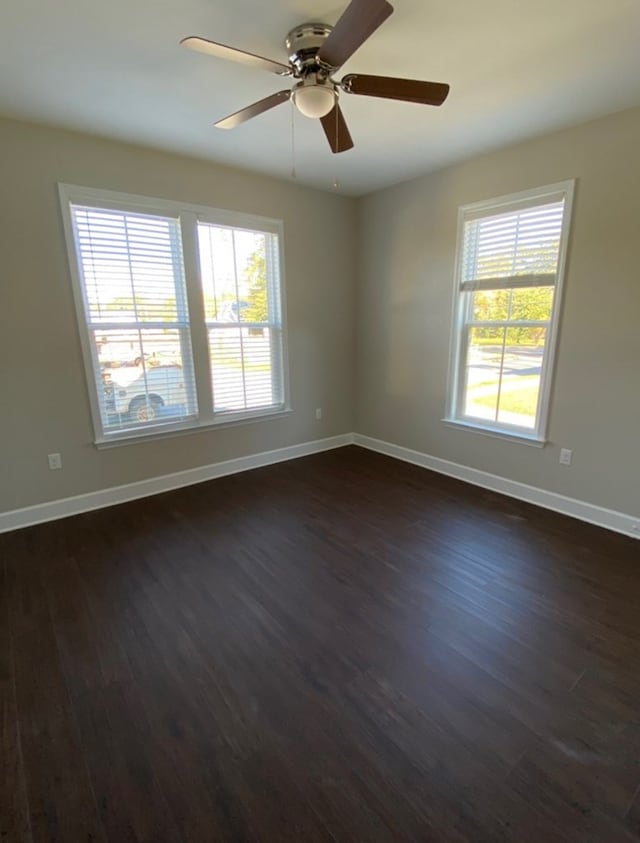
[285, 23, 334, 75]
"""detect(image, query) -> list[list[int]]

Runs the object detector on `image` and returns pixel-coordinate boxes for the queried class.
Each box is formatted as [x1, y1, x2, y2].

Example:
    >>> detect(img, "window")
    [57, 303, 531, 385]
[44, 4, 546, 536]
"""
[197, 223, 285, 416]
[59, 185, 288, 444]
[446, 181, 574, 443]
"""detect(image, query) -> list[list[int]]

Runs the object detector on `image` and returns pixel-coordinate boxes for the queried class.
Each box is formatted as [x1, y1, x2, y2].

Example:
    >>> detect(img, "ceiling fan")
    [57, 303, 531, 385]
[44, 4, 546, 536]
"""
[180, 0, 450, 153]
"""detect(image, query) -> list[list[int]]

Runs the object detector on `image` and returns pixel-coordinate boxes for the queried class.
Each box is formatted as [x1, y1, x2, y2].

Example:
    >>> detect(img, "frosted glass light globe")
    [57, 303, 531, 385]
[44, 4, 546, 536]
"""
[292, 84, 336, 118]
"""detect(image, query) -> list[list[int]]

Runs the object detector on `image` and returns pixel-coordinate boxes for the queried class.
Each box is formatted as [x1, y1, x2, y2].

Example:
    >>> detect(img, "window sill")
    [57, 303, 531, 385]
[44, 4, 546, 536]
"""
[95, 407, 293, 449]
[442, 418, 547, 448]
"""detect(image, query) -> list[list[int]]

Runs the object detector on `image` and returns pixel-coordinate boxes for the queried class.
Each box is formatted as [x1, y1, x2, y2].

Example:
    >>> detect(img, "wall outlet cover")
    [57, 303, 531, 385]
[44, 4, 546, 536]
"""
[48, 453, 62, 470]
[559, 448, 572, 466]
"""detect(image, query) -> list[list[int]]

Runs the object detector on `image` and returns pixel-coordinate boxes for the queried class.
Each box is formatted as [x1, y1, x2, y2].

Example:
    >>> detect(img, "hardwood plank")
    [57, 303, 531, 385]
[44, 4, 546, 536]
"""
[8, 525, 107, 843]
[1, 445, 639, 842]
[1, 548, 32, 842]
[45, 550, 188, 843]
[626, 786, 640, 838]
[507, 748, 640, 842]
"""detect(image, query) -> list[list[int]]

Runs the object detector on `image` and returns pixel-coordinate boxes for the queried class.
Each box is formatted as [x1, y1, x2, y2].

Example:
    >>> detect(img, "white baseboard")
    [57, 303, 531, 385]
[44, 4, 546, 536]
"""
[3, 431, 638, 541]
[354, 433, 640, 541]
[0, 433, 355, 534]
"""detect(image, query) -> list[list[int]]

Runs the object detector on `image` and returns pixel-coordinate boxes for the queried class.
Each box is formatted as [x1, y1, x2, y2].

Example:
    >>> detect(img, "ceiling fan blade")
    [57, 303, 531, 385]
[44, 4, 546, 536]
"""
[317, 0, 394, 69]
[320, 104, 354, 154]
[215, 90, 292, 129]
[341, 73, 450, 106]
[181, 36, 291, 76]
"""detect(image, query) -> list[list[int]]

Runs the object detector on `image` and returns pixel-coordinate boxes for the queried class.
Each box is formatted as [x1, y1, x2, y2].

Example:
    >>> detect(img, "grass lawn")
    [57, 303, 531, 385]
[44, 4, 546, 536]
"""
[473, 382, 540, 417]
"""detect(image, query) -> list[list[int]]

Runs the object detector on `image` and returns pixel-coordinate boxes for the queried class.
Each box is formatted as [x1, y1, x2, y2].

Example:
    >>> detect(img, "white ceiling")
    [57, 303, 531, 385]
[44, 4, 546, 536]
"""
[1, 0, 639, 196]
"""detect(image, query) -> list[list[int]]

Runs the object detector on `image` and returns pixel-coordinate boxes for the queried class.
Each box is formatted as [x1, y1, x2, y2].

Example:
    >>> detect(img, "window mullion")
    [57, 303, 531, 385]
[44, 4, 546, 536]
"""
[265, 233, 282, 405]
[168, 222, 198, 418]
[494, 326, 508, 423]
[467, 319, 550, 329]
[180, 212, 214, 423]
[230, 230, 249, 410]
[456, 320, 472, 418]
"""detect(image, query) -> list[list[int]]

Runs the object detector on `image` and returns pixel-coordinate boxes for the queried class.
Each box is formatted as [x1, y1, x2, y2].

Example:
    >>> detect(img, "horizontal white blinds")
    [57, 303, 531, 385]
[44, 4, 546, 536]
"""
[208, 327, 283, 412]
[197, 222, 284, 414]
[70, 205, 198, 432]
[73, 207, 184, 323]
[461, 199, 565, 291]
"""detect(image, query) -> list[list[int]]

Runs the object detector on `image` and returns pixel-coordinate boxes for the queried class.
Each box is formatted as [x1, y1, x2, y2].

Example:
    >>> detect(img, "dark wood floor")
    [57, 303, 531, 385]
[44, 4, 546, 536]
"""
[2, 445, 640, 842]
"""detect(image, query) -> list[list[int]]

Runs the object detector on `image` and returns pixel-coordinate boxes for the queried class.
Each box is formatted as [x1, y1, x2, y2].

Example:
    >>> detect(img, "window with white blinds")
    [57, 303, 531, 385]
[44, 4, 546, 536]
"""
[447, 181, 574, 442]
[59, 185, 289, 443]
[197, 223, 284, 416]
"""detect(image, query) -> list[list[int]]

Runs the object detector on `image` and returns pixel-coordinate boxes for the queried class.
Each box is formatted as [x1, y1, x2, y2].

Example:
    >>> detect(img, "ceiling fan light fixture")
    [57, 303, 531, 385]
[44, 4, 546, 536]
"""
[183, 0, 451, 154]
[292, 82, 336, 119]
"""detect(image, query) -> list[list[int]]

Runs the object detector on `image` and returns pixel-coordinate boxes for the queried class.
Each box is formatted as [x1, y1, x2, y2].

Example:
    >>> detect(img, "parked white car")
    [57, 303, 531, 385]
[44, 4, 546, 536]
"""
[103, 365, 188, 422]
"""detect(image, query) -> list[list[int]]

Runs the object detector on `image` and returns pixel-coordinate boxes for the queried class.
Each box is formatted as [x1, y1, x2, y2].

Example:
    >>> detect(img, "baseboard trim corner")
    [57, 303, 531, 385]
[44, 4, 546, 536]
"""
[4, 431, 637, 541]
[0, 433, 355, 534]
[353, 433, 639, 540]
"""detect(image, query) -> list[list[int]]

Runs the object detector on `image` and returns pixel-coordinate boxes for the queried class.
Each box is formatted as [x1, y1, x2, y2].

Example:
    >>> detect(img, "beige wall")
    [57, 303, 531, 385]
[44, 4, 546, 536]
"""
[0, 118, 357, 512]
[3, 107, 639, 520]
[355, 106, 640, 518]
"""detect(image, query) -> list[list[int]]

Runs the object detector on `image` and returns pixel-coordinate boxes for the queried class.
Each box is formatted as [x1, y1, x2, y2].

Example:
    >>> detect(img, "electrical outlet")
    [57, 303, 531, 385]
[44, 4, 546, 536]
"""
[48, 453, 62, 470]
[315, 408, 322, 420]
[559, 448, 572, 466]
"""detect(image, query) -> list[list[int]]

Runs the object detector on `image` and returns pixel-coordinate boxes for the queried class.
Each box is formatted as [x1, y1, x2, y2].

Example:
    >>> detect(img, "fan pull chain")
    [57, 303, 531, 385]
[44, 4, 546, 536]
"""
[290, 101, 297, 180]
[333, 106, 340, 190]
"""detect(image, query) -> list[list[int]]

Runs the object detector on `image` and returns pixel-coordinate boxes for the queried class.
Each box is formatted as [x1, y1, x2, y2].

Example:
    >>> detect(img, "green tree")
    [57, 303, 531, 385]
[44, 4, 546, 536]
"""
[243, 246, 268, 322]
[472, 286, 553, 346]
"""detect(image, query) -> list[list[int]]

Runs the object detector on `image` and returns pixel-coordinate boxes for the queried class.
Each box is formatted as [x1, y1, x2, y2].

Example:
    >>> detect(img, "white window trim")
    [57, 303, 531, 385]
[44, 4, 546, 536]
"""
[444, 180, 575, 446]
[94, 407, 295, 450]
[58, 183, 291, 446]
